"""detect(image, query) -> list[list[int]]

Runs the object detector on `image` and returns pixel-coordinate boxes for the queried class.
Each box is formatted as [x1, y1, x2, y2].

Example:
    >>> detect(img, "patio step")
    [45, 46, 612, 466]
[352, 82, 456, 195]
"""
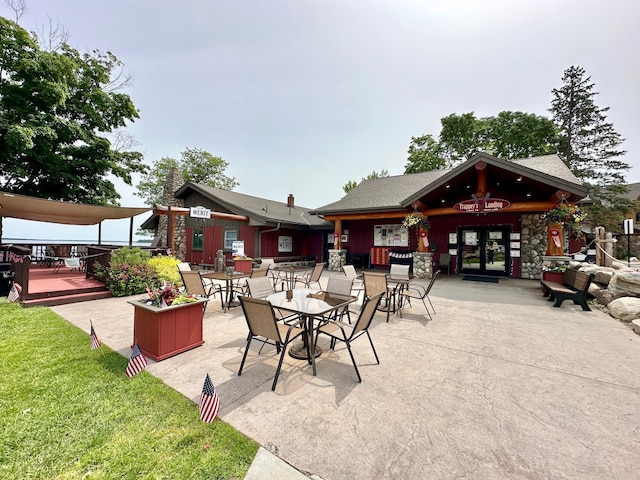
[22, 290, 112, 308]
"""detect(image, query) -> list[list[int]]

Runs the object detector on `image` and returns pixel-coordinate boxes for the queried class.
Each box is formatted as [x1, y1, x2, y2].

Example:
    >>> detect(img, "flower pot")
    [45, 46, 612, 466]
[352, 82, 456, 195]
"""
[128, 299, 207, 361]
[233, 259, 253, 273]
[542, 271, 564, 283]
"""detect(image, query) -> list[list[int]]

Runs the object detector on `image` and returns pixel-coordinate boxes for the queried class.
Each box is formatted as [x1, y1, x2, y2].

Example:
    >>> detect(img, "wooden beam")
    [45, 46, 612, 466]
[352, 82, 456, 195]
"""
[153, 205, 249, 222]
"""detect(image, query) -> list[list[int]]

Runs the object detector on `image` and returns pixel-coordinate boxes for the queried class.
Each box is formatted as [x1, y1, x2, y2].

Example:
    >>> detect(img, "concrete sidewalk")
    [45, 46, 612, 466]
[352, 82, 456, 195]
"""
[51, 274, 640, 479]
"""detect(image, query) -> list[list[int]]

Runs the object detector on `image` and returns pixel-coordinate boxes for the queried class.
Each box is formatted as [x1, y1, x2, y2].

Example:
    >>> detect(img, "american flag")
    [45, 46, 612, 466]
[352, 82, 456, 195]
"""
[8, 283, 21, 302]
[126, 344, 147, 378]
[90, 321, 101, 350]
[199, 373, 220, 423]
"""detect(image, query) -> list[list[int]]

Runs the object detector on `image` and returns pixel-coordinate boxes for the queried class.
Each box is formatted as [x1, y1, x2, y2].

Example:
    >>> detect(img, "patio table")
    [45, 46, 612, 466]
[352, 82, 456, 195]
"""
[271, 265, 312, 290]
[266, 288, 357, 376]
[201, 270, 251, 312]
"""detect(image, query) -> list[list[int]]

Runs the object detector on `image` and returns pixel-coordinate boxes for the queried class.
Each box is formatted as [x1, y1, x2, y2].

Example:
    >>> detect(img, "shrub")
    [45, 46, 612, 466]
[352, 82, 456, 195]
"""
[94, 247, 158, 297]
[147, 256, 182, 286]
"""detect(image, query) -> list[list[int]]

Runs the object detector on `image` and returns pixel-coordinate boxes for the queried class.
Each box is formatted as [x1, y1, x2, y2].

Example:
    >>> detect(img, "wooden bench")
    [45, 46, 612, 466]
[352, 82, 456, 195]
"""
[540, 269, 594, 311]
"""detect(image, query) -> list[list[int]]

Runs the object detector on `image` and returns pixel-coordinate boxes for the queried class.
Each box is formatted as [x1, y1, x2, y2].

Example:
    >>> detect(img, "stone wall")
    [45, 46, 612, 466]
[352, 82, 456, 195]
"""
[328, 249, 347, 272]
[413, 252, 433, 279]
[520, 213, 547, 279]
[156, 168, 186, 260]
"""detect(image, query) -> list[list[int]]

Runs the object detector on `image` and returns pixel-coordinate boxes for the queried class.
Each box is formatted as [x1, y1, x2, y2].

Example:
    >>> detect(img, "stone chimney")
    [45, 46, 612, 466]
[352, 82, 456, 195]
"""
[157, 168, 186, 260]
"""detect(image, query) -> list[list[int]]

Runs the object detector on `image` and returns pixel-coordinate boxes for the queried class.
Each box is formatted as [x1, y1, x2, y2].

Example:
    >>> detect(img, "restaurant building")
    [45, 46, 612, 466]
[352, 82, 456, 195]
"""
[311, 153, 588, 279]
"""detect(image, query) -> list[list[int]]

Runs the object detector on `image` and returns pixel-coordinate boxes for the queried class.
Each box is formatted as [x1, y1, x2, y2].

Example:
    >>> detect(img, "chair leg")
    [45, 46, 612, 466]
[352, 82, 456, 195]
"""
[426, 295, 435, 315]
[366, 331, 380, 364]
[344, 341, 362, 382]
[238, 335, 253, 376]
[420, 298, 433, 321]
[271, 344, 288, 391]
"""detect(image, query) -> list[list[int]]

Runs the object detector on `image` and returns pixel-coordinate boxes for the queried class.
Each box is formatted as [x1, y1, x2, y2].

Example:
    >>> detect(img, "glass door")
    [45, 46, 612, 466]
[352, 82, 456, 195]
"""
[458, 227, 509, 276]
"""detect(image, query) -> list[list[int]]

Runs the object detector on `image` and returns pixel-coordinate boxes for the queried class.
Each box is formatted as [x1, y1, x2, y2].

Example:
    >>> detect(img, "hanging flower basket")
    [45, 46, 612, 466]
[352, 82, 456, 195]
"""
[543, 203, 587, 227]
[402, 212, 430, 230]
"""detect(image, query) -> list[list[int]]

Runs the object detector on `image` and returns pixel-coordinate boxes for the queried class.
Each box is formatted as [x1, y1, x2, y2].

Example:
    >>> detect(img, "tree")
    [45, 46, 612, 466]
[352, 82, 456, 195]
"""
[342, 169, 389, 194]
[405, 112, 559, 173]
[404, 134, 446, 173]
[135, 148, 239, 206]
[0, 16, 146, 206]
[550, 66, 633, 232]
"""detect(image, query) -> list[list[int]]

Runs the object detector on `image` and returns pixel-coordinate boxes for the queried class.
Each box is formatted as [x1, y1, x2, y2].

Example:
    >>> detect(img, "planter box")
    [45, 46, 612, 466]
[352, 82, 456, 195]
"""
[128, 299, 207, 361]
[542, 271, 564, 283]
[233, 259, 253, 273]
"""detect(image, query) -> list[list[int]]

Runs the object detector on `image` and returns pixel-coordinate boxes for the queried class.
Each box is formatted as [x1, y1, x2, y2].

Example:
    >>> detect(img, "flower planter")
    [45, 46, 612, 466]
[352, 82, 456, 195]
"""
[233, 259, 253, 273]
[128, 299, 207, 361]
[542, 271, 564, 283]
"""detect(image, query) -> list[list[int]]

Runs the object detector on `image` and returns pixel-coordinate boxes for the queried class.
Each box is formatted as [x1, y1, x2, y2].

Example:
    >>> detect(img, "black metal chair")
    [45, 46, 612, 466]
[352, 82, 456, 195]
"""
[314, 292, 384, 383]
[237, 296, 307, 391]
[398, 270, 440, 320]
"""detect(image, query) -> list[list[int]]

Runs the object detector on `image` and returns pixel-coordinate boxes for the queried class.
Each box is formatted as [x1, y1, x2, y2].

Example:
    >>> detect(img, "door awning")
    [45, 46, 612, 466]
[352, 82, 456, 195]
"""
[0, 191, 151, 225]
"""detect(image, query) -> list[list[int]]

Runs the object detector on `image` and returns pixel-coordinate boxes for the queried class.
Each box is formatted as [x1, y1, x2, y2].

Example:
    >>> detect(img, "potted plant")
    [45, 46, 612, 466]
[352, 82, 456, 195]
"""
[543, 203, 587, 256]
[542, 264, 567, 283]
[233, 256, 254, 273]
[128, 282, 206, 361]
[402, 212, 431, 252]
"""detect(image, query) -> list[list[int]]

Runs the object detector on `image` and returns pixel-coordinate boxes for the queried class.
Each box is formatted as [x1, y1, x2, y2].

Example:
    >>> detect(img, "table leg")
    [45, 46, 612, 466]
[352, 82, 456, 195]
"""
[288, 314, 321, 375]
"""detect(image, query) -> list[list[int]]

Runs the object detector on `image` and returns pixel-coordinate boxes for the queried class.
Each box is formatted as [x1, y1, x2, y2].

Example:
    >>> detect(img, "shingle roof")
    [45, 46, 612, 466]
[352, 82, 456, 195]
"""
[178, 183, 331, 228]
[313, 153, 586, 215]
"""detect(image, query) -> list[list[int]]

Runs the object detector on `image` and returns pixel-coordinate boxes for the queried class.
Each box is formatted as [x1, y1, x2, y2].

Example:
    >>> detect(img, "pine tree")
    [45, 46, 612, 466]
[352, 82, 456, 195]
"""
[550, 66, 628, 190]
[550, 66, 634, 232]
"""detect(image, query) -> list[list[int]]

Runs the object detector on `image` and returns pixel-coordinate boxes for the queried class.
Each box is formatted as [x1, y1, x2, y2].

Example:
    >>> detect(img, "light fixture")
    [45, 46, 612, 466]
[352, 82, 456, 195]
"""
[516, 176, 523, 183]
[441, 198, 446, 203]
[525, 192, 532, 198]
[444, 184, 451, 189]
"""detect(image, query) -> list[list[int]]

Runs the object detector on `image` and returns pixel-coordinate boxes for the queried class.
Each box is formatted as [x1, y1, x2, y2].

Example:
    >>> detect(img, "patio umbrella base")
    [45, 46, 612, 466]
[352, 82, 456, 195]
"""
[288, 343, 322, 360]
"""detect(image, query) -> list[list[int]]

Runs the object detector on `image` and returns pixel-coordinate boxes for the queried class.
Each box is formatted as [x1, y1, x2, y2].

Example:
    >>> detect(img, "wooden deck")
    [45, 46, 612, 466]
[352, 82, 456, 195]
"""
[20, 265, 112, 307]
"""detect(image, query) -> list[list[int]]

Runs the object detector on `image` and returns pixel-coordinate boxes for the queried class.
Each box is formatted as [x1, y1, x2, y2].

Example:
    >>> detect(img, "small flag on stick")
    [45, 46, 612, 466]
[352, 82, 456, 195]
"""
[8, 283, 21, 302]
[90, 321, 101, 350]
[126, 344, 147, 378]
[199, 373, 220, 423]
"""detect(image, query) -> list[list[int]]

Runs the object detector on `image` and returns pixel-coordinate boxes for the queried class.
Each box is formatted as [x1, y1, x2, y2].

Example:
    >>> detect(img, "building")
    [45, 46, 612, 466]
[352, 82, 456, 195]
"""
[312, 153, 588, 279]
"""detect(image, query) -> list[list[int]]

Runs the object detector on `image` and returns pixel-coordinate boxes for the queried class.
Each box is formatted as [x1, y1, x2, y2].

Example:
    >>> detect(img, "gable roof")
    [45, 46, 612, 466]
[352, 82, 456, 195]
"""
[312, 153, 588, 215]
[175, 182, 331, 228]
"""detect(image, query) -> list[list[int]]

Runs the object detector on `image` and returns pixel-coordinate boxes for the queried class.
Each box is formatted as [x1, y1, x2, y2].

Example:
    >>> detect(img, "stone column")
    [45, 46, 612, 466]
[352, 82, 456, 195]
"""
[328, 249, 347, 272]
[413, 252, 433, 279]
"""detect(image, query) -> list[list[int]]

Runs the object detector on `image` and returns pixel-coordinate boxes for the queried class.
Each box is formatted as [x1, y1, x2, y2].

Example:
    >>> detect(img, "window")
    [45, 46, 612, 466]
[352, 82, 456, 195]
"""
[224, 229, 238, 250]
[192, 230, 203, 250]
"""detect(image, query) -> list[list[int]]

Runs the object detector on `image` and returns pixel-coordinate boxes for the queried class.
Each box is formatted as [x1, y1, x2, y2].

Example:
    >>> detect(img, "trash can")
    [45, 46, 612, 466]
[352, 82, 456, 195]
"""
[0, 265, 15, 297]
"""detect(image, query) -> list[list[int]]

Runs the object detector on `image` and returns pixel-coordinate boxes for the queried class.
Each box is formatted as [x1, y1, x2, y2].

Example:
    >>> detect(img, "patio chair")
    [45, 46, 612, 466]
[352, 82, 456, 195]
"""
[398, 270, 439, 320]
[246, 276, 298, 323]
[437, 253, 451, 275]
[325, 276, 354, 323]
[294, 262, 325, 289]
[362, 271, 394, 322]
[342, 264, 365, 297]
[237, 268, 269, 295]
[314, 292, 384, 383]
[178, 270, 221, 312]
[237, 296, 307, 391]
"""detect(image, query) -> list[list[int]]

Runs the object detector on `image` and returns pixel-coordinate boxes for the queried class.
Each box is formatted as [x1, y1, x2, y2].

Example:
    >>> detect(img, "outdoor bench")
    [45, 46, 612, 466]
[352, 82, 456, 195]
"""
[540, 268, 594, 311]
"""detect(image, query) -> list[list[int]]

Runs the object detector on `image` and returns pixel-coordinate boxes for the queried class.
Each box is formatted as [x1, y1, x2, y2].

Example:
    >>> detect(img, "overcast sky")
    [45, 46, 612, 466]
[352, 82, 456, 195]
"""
[3, 0, 639, 242]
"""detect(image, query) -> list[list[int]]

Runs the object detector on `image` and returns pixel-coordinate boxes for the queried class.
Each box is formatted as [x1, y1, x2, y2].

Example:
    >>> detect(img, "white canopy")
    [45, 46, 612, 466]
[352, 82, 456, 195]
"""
[0, 191, 150, 225]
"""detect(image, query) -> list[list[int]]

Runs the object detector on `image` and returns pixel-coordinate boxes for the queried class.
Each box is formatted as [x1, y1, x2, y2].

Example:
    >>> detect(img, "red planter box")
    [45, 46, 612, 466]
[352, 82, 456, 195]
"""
[233, 259, 253, 273]
[542, 271, 564, 283]
[128, 299, 207, 361]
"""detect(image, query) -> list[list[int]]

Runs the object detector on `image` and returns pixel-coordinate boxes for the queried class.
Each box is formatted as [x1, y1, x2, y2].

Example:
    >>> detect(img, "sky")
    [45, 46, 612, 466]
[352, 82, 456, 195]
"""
[2, 0, 639, 242]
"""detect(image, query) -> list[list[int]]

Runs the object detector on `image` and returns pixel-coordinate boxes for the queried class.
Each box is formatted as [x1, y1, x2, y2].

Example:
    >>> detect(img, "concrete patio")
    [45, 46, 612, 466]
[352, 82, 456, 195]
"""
[51, 273, 640, 479]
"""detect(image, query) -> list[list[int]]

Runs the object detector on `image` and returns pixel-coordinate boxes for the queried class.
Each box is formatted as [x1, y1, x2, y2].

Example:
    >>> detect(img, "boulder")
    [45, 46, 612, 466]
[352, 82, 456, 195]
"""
[632, 319, 640, 335]
[608, 271, 640, 298]
[592, 288, 614, 306]
[608, 297, 640, 321]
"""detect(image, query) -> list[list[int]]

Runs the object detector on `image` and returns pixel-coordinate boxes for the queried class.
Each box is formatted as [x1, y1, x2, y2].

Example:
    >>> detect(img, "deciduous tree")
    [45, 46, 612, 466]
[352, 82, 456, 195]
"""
[136, 148, 239, 206]
[0, 16, 146, 206]
[342, 169, 389, 193]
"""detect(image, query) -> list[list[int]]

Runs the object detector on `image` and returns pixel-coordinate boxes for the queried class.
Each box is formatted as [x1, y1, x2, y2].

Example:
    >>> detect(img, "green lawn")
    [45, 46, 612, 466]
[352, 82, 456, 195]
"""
[0, 300, 258, 479]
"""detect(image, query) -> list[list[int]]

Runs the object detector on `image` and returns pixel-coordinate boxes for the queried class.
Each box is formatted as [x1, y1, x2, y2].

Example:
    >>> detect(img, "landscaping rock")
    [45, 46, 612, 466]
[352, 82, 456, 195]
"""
[608, 297, 640, 321]
[608, 271, 640, 298]
[593, 288, 614, 306]
[632, 319, 640, 335]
